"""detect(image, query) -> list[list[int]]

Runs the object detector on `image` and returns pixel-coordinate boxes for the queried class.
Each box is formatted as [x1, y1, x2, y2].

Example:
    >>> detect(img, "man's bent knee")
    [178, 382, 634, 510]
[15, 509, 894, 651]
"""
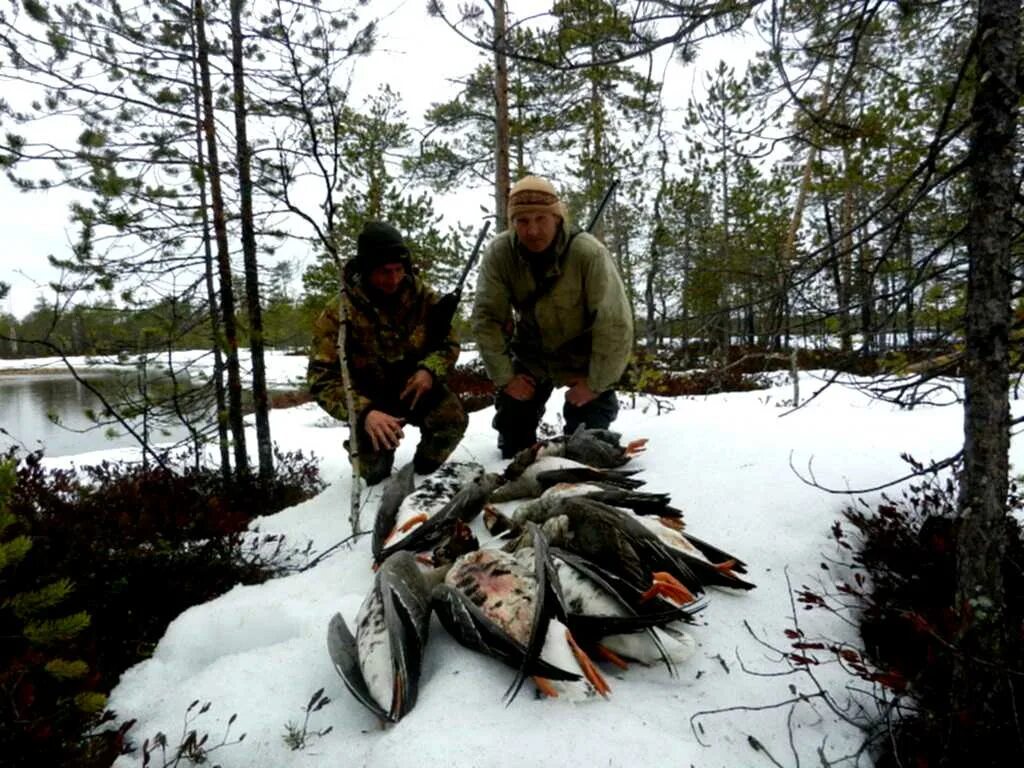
[564, 389, 619, 433]
[493, 392, 545, 457]
[354, 451, 394, 485]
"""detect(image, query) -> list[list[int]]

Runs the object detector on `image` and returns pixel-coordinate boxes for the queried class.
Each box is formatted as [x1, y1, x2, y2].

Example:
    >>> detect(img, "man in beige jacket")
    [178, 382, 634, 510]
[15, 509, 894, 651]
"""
[471, 175, 633, 458]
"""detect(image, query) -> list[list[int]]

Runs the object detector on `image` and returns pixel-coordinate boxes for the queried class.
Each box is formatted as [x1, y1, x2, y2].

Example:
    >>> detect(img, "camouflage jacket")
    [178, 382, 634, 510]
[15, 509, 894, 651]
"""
[307, 262, 460, 424]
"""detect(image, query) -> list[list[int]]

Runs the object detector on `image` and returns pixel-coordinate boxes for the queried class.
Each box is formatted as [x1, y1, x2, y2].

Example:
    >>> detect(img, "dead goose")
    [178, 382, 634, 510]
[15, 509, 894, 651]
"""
[622, 510, 755, 590]
[535, 424, 648, 468]
[546, 545, 702, 673]
[371, 463, 417, 564]
[431, 522, 610, 702]
[327, 550, 432, 723]
[504, 483, 754, 590]
[490, 454, 645, 503]
[374, 465, 500, 566]
[509, 481, 684, 525]
[489, 496, 706, 608]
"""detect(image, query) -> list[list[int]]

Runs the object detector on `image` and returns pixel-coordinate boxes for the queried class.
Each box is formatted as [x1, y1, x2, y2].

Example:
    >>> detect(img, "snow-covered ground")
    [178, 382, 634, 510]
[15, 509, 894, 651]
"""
[26, 356, 1019, 767]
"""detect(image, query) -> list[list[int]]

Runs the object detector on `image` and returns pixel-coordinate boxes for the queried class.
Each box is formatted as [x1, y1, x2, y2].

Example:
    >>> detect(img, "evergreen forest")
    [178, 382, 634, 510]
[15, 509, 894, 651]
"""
[1, 1, 1022, 766]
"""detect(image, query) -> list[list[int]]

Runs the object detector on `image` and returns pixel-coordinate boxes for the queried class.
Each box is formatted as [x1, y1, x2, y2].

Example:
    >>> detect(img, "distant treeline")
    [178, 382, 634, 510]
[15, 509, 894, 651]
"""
[0, 290, 316, 360]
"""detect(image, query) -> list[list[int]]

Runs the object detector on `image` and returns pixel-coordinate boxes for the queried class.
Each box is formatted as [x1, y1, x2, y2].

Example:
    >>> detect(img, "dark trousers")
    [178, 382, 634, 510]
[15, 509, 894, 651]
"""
[492, 381, 619, 458]
[351, 384, 468, 485]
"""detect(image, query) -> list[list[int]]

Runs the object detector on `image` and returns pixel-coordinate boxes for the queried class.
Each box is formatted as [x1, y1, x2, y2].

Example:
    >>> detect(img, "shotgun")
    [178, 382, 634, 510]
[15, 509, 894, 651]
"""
[585, 179, 619, 234]
[427, 220, 492, 346]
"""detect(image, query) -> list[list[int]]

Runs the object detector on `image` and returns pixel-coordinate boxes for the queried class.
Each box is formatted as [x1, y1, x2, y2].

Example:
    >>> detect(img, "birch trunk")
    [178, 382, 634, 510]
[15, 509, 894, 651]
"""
[332, 263, 363, 533]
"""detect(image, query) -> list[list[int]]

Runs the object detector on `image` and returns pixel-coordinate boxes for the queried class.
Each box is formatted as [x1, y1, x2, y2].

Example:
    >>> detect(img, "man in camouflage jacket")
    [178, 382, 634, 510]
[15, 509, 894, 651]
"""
[308, 221, 468, 484]
[471, 175, 633, 458]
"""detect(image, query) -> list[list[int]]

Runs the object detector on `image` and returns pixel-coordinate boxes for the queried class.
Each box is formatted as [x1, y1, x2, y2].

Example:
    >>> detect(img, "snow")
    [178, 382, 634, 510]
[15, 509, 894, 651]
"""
[32, 356, 1020, 767]
[0, 349, 309, 391]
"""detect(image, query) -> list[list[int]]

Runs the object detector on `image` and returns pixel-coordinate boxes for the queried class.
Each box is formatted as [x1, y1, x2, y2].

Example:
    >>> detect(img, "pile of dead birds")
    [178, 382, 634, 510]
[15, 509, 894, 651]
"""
[327, 426, 756, 723]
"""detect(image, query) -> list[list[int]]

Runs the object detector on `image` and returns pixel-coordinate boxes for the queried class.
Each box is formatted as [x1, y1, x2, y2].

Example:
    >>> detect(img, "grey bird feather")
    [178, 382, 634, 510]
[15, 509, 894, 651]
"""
[372, 463, 417, 562]
[327, 550, 432, 723]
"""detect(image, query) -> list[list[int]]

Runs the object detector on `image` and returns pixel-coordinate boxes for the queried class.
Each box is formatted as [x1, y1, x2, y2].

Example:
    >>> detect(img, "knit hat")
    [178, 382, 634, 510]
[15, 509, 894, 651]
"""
[355, 221, 410, 271]
[507, 175, 569, 223]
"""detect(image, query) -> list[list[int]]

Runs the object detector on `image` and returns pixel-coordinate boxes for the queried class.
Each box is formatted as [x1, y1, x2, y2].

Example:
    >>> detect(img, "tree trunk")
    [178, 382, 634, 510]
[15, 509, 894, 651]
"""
[951, 0, 1019, 762]
[331, 258, 364, 533]
[587, 57, 608, 241]
[743, 301, 755, 345]
[194, 0, 248, 477]
[902, 223, 916, 347]
[771, 66, 831, 352]
[716, 111, 731, 365]
[189, 11, 231, 482]
[680, 202, 693, 361]
[230, 0, 273, 484]
[856, 239, 874, 354]
[645, 124, 668, 351]
[837, 152, 855, 353]
[493, 0, 510, 231]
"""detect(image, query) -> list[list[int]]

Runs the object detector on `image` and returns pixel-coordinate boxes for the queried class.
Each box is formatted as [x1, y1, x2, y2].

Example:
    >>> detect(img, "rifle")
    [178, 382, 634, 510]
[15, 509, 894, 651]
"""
[585, 178, 619, 234]
[428, 220, 493, 345]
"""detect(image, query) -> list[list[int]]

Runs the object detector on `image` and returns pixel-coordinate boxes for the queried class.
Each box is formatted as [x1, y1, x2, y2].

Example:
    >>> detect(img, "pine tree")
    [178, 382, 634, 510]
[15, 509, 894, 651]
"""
[301, 88, 464, 307]
[0, 459, 104, 765]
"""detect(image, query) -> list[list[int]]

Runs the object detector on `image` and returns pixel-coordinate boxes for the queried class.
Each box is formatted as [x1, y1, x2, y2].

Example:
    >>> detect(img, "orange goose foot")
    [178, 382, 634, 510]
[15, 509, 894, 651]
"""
[565, 630, 611, 697]
[533, 676, 559, 698]
[714, 558, 738, 576]
[625, 438, 648, 456]
[595, 644, 630, 670]
[641, 571, 698, 606]
[383, 512, 429, 546]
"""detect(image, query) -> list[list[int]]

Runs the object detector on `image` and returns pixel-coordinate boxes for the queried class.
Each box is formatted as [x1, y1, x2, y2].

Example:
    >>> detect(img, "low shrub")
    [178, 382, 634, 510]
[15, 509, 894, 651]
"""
[1, 460, 107, 766]
[447, 358, 497, 412]
[837, 468, 1024, 766]
[621, 348, 769, 397]
[1, 447, 324, 768]
[446, 350, 771, 414]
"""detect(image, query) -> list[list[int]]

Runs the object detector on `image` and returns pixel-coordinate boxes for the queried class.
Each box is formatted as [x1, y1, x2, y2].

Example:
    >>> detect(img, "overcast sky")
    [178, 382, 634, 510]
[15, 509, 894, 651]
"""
[0, 1, 755, 321]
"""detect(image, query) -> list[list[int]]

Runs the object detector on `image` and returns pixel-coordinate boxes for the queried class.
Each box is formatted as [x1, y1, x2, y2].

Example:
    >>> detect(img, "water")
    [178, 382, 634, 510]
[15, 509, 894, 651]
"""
[0, 371, 202, 458]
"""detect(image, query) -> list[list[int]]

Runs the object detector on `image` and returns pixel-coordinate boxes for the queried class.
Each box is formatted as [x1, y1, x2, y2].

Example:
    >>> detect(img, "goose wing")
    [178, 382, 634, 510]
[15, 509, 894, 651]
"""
[551, 547, 702, 632]
[535, 467, 645, 492]
[377, 552, 432, 721]
[579, 488, 683, 519]
[326, 612, 390, 722]
[664, 546, 757, 591]
[679, 531, 750, 574]
[503, 522, 569, 703]
[372, 463, 416, 562]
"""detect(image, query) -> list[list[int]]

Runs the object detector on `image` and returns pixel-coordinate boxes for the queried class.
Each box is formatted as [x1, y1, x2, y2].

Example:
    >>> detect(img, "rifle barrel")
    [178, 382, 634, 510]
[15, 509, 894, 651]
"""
[454, 220, 493, 297]
[585, 179, 620, 233]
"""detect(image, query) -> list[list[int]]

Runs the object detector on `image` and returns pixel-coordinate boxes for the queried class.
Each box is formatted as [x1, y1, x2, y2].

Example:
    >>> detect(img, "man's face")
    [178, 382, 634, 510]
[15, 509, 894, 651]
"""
[367, 262, 407, 295]
[513, 211, 560, 254]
